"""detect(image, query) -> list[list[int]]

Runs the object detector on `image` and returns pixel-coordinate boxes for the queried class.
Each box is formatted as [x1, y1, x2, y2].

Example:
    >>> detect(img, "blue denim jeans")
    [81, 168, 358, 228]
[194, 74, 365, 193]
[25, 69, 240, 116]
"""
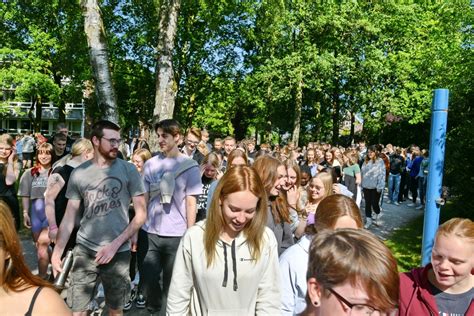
[388, 173, 401, 203]
[418, 176, 426, 205]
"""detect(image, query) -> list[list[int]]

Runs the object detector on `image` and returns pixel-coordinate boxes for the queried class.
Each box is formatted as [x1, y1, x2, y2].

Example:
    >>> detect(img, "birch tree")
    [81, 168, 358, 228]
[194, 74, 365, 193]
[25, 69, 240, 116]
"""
[81, 0, 118, 124]
[153, 0, 181, 122]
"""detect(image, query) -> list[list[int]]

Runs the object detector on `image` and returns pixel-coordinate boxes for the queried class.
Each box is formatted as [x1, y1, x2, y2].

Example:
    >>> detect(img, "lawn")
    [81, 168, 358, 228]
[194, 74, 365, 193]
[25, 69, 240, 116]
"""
[385, 200, 472, 272]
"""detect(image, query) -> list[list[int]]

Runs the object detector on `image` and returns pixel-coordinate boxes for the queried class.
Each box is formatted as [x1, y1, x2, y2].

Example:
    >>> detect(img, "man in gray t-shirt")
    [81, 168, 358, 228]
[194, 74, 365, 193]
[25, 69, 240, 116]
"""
[52, 120, 146, 314]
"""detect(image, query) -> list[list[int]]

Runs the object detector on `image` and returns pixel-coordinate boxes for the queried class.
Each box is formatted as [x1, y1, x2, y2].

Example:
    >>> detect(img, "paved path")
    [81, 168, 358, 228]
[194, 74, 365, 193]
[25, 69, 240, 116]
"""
[20, 192, 424, 315]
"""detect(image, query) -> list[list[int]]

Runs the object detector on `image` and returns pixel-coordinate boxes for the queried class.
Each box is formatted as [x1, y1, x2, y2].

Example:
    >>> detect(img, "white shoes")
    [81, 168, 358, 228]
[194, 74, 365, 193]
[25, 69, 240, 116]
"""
[364, 217, 373, 229]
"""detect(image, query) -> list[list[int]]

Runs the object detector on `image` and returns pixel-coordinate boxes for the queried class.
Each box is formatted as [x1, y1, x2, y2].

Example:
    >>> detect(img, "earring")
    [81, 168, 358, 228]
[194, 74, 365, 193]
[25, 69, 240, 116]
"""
[313, 301, 320, 307]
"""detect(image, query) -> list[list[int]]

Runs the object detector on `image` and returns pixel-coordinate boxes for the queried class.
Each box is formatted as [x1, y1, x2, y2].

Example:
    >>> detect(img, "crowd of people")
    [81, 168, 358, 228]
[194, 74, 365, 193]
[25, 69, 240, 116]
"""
[0, 120, 472, 315]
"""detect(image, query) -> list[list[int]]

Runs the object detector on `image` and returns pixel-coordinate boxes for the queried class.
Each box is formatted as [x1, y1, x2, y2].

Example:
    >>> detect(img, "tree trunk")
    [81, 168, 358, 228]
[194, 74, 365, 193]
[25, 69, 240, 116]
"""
[34, 96, 42, 133]
[331, 78, 340, 145]
[292, 76, 303, 147]
[81, 0, 118, 124]
[350, 111, 355, 145]
[153, 0, 181, 123]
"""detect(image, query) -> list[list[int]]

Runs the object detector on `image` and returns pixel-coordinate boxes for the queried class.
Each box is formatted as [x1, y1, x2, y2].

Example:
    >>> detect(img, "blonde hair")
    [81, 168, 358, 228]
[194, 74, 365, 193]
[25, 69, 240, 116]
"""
[308, 171, 333, 203]
[202, 152, 220, 170]
[71, 138, 93, 158]
[308, 229, 399, 312]
[132, 148, 152, 163]
[0, 134, 18, 175]
[205, 166, 267, 267]
[436, 217, 474, 242]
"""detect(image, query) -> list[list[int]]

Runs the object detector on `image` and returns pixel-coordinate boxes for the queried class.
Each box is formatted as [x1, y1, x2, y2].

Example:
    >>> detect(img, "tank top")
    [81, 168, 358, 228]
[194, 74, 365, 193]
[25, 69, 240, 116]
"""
[52, 164, 75, 224]
[0, 163, 16, 196]
[24, 286, 43, 316]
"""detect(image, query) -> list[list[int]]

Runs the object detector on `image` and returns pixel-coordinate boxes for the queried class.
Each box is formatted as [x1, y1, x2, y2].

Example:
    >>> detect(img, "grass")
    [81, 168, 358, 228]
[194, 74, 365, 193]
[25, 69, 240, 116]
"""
[385, 200, 472, 272]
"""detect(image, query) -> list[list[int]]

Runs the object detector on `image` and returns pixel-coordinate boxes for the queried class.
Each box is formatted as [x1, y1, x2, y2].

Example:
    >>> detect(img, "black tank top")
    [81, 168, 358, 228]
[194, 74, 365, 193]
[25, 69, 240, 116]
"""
[25, 286, 43, 316]
[0, 163, 16, 196]
[52, 164, 74, 224]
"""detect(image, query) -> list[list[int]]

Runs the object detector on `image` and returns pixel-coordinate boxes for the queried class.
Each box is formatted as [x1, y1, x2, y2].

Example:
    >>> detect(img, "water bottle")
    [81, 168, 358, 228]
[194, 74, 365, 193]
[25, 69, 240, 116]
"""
[53, 249, 74, 290]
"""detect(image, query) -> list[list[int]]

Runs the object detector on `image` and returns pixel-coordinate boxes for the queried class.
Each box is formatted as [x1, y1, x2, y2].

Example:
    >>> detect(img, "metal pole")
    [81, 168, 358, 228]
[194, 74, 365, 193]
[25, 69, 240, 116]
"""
[421, 89, 449, 266]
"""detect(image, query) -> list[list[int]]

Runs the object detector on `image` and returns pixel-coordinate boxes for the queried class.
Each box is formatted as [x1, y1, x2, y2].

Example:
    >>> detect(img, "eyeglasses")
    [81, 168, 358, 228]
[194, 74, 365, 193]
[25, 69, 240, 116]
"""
[186, 139, 200, 146]
[101, 137, 123, 146]
[328, 288, 379, 316]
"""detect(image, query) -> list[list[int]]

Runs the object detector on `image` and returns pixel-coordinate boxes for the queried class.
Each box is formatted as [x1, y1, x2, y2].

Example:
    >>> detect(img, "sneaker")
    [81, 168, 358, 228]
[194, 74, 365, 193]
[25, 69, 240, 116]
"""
[386, 200, 392, 204]
[416, 204, 424, 210]
[407, 203, 416, 207]
[364, 217, 373, 229]
[123, 299, 133, 311]
[394, 202, 400, 206]
[136, 293, 146, 309]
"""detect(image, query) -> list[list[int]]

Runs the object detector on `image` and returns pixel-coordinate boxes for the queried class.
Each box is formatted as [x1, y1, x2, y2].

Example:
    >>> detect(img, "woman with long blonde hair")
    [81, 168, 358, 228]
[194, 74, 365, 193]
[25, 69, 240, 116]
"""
[167, 166, 280, 314]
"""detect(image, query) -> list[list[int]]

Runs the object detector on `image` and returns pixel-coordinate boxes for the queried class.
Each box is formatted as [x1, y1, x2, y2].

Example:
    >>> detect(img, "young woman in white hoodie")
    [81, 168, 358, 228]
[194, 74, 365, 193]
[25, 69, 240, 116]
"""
[166, 166, 280, 315]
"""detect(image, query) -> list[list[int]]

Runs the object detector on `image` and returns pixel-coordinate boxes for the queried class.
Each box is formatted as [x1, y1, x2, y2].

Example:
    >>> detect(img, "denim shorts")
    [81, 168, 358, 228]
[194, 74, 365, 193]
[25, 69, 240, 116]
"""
[67, 244, 131, 312]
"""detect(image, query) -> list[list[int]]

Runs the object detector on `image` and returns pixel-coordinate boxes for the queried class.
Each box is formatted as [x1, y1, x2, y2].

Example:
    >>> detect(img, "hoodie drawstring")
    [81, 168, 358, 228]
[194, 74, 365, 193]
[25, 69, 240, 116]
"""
[222, 243, 228, 288]
[221, 240, 238, 291]
[231, 240, 238, 291]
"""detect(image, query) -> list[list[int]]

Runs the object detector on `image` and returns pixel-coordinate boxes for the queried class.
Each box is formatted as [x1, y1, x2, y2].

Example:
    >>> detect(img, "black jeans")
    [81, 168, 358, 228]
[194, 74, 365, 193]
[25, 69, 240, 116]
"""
[137, 229, 181, 315]
[363, 188, 381, 218]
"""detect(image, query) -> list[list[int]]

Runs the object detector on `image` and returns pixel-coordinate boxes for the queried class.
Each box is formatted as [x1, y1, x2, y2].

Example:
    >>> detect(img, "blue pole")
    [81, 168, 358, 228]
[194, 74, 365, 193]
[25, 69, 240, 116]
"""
[421, 89, 449, 266]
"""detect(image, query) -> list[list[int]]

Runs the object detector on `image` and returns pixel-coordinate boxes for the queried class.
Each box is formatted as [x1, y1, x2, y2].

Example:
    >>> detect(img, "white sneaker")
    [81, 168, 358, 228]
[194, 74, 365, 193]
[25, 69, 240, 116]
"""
[364, 217, 373, 229]
[416, 205, 424, 210]
[407, 203, 416, 207]
[373, 213, 379, 225]
[386, 200, 392, 204]
[394, 202, 400, 206]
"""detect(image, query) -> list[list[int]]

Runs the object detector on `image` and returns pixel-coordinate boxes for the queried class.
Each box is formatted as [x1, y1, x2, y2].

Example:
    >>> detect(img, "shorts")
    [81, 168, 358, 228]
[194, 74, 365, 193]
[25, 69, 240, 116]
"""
[22, 152, 33, 161]
[67, 244, 131, 312]
[30, 199, 48, 234]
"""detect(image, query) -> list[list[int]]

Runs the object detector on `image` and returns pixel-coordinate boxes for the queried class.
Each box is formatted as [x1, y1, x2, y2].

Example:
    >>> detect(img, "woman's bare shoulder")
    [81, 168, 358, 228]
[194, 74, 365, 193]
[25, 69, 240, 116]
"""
[33, 287, 72, 315]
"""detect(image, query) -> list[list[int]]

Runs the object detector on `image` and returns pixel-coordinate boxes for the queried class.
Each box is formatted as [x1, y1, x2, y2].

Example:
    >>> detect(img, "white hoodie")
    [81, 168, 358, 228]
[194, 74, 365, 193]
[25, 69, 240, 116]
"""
[167, 220, 281, 315]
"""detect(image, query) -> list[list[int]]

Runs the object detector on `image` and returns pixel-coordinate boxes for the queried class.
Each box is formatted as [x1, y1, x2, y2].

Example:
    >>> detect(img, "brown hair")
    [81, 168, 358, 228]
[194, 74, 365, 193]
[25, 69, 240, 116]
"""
[227, 149, 248, 167]
[253, 156, 290, 224]
[312, 194, 363, 233]
[205, 166, 268, 266]
[90, 120, 121, 141]
[32, 143, 53, 176]
[307, 229, 399, 312]
[284, 160, 301, 188]
[154, 119, 181, 137]
[343, 149, 359, 166]
[186, 126, 202, 140]
[0, 201, 53, 292]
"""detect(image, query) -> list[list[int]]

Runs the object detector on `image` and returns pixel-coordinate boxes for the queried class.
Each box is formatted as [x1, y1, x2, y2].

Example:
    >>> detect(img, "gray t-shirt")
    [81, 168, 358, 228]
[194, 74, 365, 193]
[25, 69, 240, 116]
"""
[22, 136, 36, 153]
[66, 159, 145, 252]
[432, 284, 474, 315]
